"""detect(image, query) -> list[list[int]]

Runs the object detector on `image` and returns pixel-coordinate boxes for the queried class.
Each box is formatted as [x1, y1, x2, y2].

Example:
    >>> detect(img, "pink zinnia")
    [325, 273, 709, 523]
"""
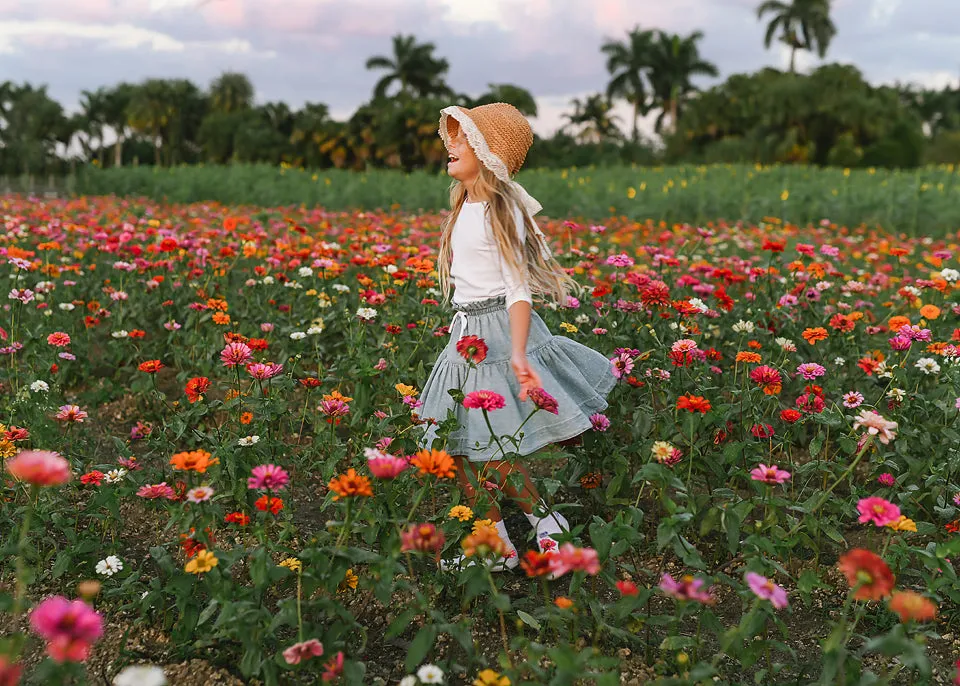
[246, 362, 283, 380]
[463, 390, 506, 412]
[186, 486, 215, 503]
[877, 473, 896, 487]
[400, 523, 445, 554]
[659, 573, 715, 604]
[842, 391, 864, 408]
[610, 352, 634, 379]
[548, 543, 601, 577]
[319, 398, 350, 417]
[746, 572, 789, 609]
[364, 448, 408, 479]
[796, 362, 826, 380]
[853, 409, 898, 444]
[671, 339, 699, 354]
[527, 387, 559, 414]
[322, 651, 344, 682]
[247, 464, 290, 491]
[750, 463, 791, 484]
[857, 496, 901, 527]
[55, 405, 88, 423]
[46, 332, 71, 347]
[590, 413, 610, 431]
[136, 482, 177, 500]
[282, 638, 324, 665]
[5, 450, 71, 487]
[220, 342, 252, 368]
[889, 336, 911, 351]
[29, 596, 103, 663]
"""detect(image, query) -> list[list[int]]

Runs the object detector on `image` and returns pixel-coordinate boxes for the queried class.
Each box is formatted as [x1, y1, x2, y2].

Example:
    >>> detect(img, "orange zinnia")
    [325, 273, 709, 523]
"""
[138, 360, 164, 373]
[411, 449, 456, 479]
[735, 351, 762, 364]
[888, 590, 937, 623]
[919, 304, 940, 320]
[212, 312, 231, 325]
[169, 449, 219, 473]
[328, 469, 372, 500]
[676, 395, 711, 413]
[554, 597, 574, 609]
[801, 327, 828, 344]
[462, 527, 507, 559]
[887, 316, 910, 332]
[224, 217, 239, 232]
[837, 549, 895, 601]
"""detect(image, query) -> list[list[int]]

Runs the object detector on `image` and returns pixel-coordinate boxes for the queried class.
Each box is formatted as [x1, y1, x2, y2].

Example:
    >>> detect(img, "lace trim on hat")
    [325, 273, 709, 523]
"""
[439, 106, 511, 183]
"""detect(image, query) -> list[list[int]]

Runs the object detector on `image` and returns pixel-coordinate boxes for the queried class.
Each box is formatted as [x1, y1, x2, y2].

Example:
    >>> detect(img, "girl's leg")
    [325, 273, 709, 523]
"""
[454, 455, 501, 521]
[485, 460, 540, 515]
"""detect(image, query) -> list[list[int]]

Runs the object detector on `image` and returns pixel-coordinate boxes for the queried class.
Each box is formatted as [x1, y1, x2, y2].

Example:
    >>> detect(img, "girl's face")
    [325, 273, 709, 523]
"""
[445, 127, 480, 184]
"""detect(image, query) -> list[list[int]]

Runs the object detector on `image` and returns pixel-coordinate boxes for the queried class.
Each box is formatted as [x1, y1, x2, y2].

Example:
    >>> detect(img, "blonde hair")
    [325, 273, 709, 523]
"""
[437, 165, 575, 305]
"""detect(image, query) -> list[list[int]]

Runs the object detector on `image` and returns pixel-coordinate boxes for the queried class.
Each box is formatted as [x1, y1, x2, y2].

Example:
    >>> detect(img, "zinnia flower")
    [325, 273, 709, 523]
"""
[590, 413, 610, 431]
[55, 405, 88, 423]
[745, 572, 788, 609]
[520, 550, 555, 577]
[184, 377, 211, 403]
[400, 523, 445, 554]
[616, 580, 639, 596]
[456, 335, 488, 364]
[220, 342, 252, 367]
[6, 450, 71, 486]
[137, 482, 177, 500]
[888, 591, 936, 623]
[610, 352, 634, 379]
[659, 573, 715, 604]
[184, 549, 218, 574]
[138, 360, 163, 373]
[837, 549, 895, 600]
[462, 526, 508, 559]
[853, 410, 898, 444]
[29, 596, 103, 662]
[750, 463, 791, 485]
[247, 464, 290, 491]
[364, 448, 408, 479]
[676, 394, 711, 413]
[328, 469, 372, 500]
[283, 639, 324, 665]
[410, 448, 456, 479]
[750, 365, 783, 395]
[857, 497, 901, 527]
[527, 387, 559, 414]
[463, 390, 506, 411]
[186, 486, 214, 503]
[169, 449, 219, 473]
[548, 543, 601, 577]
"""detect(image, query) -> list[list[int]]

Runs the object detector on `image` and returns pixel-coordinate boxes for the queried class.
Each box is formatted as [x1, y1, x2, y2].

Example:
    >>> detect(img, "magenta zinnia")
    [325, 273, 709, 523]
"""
[247, 464, 290, 491]
[463, 390, 506, 411]
[364, 448, 408, 479]
[527, 387, 559, 414]
[857, 496, 901, 527]
[750, 463, 791, 485]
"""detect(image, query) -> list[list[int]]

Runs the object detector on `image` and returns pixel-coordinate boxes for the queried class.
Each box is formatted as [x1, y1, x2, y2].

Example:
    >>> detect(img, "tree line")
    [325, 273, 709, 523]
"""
[1, 0, 958, 176]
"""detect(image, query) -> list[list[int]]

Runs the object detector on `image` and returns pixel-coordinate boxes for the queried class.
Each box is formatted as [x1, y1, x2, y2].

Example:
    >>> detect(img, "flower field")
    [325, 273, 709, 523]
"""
[1, 196, 960, 685]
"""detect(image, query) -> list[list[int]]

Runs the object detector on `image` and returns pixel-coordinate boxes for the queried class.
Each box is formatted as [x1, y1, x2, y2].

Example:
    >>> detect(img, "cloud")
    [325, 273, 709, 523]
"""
[0, 0, 955, 137]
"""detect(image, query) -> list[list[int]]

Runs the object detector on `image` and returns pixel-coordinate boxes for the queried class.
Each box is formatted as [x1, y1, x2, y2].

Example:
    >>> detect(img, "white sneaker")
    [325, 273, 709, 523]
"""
[439, 549, 520, 573]
[530, 507, 570, 554]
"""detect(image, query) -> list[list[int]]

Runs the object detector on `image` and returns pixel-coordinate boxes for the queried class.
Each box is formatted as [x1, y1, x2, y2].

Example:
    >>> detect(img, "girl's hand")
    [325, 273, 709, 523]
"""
[511, 353, 542, 401]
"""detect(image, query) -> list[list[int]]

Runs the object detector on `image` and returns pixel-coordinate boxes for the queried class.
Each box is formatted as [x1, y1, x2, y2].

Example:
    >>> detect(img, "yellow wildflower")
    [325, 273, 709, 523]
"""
[886, 515, 917, 533]
[474, 669, 511, 686]
[472, 518, 496, 534]
[395, 383, 418, 398]
[185, 550, 218, 575]
[339, 568, 358, 592]
[559, 322, 578, 333]
[279, 557, 302, 573]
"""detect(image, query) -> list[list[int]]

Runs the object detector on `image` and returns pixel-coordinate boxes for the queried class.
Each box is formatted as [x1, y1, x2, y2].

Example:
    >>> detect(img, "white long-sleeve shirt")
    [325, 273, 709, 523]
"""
[450, 200, 532, 310]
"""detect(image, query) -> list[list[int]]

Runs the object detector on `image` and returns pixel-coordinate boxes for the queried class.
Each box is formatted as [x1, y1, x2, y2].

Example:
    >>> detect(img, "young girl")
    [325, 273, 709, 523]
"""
[418, 103, 616, 571]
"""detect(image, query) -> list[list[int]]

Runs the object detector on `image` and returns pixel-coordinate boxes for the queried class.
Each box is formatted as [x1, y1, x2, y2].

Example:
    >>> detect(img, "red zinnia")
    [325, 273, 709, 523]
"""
[780, 408, 802, 423]
[837, 549, 895, 601]
[676, 394, 711, 413]
[185, 377, 211, 403]
[749, 365, 783, 395]
[520, 550, 555, 577]
[255, 495, 284, 515]
[527, 387, 559, 414]
[138, 360, 163, 373]
[80, 471, 104, 486]
[455, 335, 488, 364]
[224, 512, 251, 526]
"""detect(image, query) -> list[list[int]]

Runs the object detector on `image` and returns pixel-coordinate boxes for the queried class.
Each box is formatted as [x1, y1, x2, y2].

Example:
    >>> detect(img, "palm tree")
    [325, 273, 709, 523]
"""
[601, 26, 656, 141]
[78, 88, 109, 164]
[647, 30, 719, 134]
[127, 80, 175, 165]
[209, 72, 254, 114]
[563, 94, 622, 143]
[102, 83, 135, 167]
[757, 0, 836, 73]
[365, 34, 451, 99]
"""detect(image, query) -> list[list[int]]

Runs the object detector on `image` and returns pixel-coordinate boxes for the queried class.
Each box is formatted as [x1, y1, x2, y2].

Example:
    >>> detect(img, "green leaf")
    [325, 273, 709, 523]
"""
[385, 608, 417, 640]
[516, 610, 541, 631]
[809, 433, 824, 458]
[404, 625, 436, 672]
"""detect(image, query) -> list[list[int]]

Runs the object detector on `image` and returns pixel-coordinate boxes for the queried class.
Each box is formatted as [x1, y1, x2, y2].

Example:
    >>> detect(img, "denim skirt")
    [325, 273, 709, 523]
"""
[417, 295, 617, 462]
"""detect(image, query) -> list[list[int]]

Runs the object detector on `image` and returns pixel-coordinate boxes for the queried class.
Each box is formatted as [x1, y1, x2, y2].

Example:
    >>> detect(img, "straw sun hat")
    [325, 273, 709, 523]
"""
[438, 103, 544, 219]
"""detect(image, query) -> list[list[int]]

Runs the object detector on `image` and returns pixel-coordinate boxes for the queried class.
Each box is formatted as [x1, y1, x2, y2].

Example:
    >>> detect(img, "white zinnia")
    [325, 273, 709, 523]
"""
[887, 388, 906, 402]
[238, 435, 260, 446]
[332, 283, 350, 293]
[298, 267, 313, 278]
[915, 357, 940, 375]
[30, 380, 50, 393]
[58, 302, 75, 311]
[940, 268, 959, 283]
[111, 330, 128, 339]
[356, 307, 377, 321]
[416, 664, 444, 684]
[96, 555, 123, 577]
[289, 331, 306, 340]
[104, 469, 128, 484]
[262, 276, 275, 285]
[732, 320, 754, 334]
[398, 677, 417, 686]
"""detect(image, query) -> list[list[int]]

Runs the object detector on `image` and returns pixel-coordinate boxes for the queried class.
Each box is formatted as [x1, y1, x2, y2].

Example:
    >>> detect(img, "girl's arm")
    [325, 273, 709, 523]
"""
[502, 205, 542, 400]
[508, 301, 542, 401]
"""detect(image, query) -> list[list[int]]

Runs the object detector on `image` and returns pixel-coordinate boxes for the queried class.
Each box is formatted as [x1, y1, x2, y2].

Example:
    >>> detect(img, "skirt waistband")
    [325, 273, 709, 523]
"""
[451, 295, 507, 315]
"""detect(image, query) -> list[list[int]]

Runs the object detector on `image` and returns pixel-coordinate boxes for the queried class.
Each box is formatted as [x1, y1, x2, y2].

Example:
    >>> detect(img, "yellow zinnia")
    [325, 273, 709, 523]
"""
[185, 549, 218, 575]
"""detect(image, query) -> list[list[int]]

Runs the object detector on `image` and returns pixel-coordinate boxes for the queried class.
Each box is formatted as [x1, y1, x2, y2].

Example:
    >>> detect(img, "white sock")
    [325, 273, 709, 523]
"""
[494, 519, 517, 555]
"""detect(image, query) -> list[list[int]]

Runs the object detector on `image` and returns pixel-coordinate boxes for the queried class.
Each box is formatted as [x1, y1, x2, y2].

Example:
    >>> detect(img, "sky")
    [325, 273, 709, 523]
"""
[0, 0, 958, 137]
